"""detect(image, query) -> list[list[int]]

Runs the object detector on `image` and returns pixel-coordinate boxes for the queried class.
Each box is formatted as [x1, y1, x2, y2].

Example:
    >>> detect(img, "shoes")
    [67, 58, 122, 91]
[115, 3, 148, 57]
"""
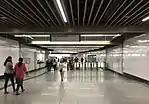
[4, 92, 9, 94]
[16, 92, 20, 95]
[61, 79, 63, 82]
[22, 89, 25, 92]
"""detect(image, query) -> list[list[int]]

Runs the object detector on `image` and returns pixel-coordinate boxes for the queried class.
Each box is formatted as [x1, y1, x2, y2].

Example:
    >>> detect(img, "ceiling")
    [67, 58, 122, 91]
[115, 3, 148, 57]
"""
[0, 0, 148, 27]
[0, 0, 148, 54]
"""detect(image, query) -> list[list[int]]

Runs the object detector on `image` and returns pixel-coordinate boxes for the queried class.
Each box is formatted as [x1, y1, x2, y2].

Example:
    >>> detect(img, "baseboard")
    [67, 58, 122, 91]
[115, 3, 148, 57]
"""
[105, 68, 123, 76]
[0, 67, 46, 80]
[123, 72, 149, 84]
[28, 67, 46, 73]
[106, 68, 149, 84]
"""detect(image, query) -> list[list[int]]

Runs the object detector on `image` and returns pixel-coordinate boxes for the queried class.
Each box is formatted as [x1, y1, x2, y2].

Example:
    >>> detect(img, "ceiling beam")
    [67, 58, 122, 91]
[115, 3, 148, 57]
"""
[3, 0, 27, 25]
[0, 26, 147, 34]
[0, 9, 22, 27]
[105, 0, 127, 26]
[131, 7, 149, 25]
[11, 0, 42, 27]
[45, 0, 61, 26]
[121, 1, 149, 26]
[87, 0, 96, 26]
[37, 0, 56, 26]
[69, 0, 75, 26]
[83, 0, 87, 26]
[127, 6, 149, 26]
[109, 0, 135, 26]
[92, 0, 104, 26]
[28, 0, 49, 27]
[77, 0, 80, 26]
[0, 5, 24, 26]
[21, 0, 45, 28]
[115, 0, 143, 26]
[96, 0, 112, 25]
[0, 20, 17, 27]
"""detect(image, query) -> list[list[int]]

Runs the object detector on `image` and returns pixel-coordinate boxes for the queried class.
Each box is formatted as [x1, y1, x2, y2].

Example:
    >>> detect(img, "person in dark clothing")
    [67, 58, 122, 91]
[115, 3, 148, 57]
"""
[46, 59, 51, 71]
[52, 59, 57, 71]
[3, 56, 15, 94]
[81, 58, 84, 63]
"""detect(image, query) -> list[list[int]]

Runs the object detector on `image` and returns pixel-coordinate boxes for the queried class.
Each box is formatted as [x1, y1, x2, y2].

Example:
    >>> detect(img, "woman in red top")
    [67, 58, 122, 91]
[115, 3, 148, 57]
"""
[14, 58, 27, 95]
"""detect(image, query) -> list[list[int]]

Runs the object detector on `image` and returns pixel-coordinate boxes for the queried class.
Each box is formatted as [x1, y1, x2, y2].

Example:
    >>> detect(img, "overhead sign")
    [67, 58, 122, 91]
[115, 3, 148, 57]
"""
[51, 35, 79, 41]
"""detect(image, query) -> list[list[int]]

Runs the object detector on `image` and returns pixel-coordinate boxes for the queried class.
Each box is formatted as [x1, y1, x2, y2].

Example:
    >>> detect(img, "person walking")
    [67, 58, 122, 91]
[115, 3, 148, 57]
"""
[53, 59, 57, 71]
[14, 58, 27, 95]
[46, 59, 51, 71]
[3, 56, 15, 94]
[59, 58, 67, 81]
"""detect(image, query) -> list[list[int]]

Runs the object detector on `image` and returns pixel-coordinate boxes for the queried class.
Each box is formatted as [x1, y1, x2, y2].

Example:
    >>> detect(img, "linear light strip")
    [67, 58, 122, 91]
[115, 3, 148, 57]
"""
[81, 34, 120, 37]
[32, 41, 111, 45]
[112, 34, 121, 39]
[42, 46, 104, 48]
[142, 16, 149, 21]
[15, 35, 50, 37]
[15, 35, 33, 39]
[30, 35, 50, 37]
[56, 0, 67, 22]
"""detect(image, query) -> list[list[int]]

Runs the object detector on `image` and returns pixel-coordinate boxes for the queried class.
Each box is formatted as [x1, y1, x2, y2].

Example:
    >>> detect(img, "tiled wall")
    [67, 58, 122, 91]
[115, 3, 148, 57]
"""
[106, 45, 123, 74]
[0, 37, 45, 76]
[123, 34, 149, 80]
[105, 33, 149, 81]
[0, 37, 19, 75]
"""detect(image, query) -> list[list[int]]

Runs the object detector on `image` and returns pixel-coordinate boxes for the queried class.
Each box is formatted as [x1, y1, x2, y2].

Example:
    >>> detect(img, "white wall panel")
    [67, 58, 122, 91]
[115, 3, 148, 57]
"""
[0, 37, 19, 75]
[20, 46, 45, 71]
[123, 34, 149, 80]
[106, 48, 113, 70]
[106, 45, 123, 74]
[21, 50, 35, 71]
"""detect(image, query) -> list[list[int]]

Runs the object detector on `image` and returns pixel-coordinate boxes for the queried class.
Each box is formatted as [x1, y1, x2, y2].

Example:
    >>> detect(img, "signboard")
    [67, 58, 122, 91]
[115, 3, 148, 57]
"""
[23, 58, 31, 64]
[51, 35, 79, 41]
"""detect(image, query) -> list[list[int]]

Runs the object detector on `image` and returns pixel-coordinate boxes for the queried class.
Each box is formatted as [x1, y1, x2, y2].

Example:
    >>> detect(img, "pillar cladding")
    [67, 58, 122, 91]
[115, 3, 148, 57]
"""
[45, 51, 49, 61]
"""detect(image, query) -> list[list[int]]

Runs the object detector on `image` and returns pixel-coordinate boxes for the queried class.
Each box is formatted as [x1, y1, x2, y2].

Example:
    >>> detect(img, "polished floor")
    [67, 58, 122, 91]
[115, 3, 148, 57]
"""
[0, 69, 149, 104]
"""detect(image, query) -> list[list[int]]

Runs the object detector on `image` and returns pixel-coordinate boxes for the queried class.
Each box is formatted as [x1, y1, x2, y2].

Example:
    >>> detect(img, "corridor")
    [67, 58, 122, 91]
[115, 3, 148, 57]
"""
[0, 69, 149, 104]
